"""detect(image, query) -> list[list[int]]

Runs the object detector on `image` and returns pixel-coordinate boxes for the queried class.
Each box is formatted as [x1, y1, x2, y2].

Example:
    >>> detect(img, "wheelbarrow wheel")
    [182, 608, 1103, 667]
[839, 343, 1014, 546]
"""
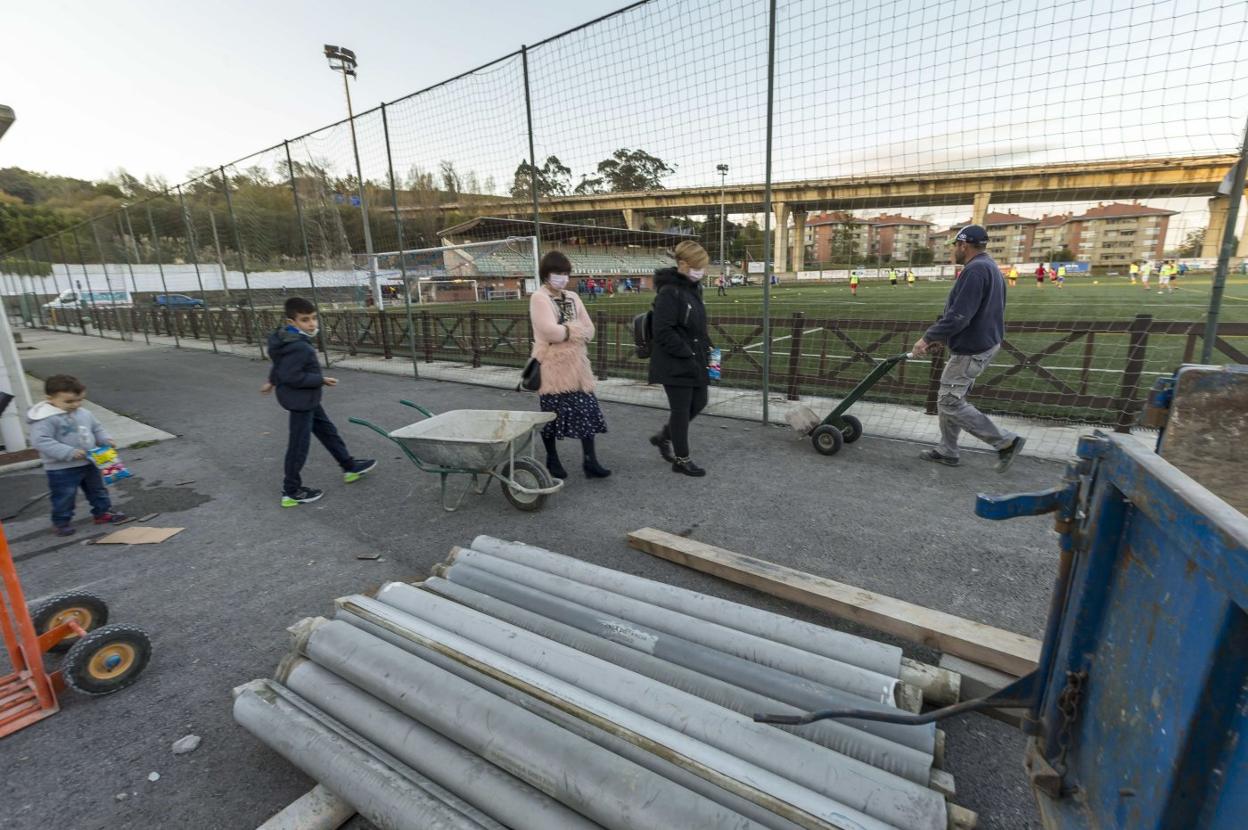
[63, 623, 152, 696]
[500, 456, 554, 512]
[840, 414, 863, 444]
[29, 590, 109, 653]
[811, 425, 843, 456]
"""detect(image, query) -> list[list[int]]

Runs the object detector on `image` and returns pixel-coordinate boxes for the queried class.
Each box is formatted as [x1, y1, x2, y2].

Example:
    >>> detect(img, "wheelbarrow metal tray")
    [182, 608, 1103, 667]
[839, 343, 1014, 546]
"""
[388, 410, 555, 470]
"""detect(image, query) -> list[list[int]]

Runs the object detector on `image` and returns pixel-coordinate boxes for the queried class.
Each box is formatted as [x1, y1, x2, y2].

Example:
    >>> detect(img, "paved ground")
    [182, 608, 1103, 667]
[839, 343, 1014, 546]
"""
[0, 331, 1062, 829]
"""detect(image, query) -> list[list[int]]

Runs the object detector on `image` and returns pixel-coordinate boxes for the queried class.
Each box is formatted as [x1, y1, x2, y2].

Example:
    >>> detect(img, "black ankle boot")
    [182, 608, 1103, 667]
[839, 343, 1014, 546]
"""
[671, 456, 706, 477]
[542, 433, 568, 480]
[582, 437, 612, 479]
[649, 430, 675, 463]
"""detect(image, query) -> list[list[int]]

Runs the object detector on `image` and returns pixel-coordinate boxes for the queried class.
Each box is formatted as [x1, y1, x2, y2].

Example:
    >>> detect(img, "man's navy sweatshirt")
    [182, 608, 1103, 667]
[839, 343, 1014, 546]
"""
[924, 253, 1006, 354]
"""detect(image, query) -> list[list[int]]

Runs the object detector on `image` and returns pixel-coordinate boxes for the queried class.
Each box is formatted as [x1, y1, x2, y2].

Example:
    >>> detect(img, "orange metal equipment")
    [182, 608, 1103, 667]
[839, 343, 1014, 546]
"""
[0, 520, 150, 738]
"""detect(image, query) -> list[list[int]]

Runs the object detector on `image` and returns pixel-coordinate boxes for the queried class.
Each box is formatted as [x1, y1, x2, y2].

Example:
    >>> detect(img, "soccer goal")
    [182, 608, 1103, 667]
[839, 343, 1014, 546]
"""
[371, 236, 538, 305]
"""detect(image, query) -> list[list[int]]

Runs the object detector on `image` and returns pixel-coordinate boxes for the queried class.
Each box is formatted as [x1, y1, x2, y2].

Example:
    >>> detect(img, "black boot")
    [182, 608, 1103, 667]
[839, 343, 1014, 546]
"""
[671, 456, 706, 477]
[582, 437, 612, 479]
[649, 426, 675, 463]
[542, 432, 567, 480]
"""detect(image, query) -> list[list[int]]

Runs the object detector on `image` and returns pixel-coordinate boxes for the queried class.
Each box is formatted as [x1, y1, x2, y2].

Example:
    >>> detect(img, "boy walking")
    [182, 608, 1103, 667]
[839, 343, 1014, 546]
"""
[28, 375, 128, 536]
[263, 297, 375, 507]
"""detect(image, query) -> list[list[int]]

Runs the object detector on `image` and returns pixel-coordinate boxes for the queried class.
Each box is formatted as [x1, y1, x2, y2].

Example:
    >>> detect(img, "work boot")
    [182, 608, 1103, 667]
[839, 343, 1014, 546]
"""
[650, 431, 676, 463]
[919, 449, 960, 467]
[582, 437, 611, 479]
[996, 436, 1027, 474]
[671, 457, 706, 477]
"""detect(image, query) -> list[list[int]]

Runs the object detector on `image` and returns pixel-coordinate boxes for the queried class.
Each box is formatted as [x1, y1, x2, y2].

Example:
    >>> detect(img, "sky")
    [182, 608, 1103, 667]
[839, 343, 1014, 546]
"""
[1, 0, 627, 182]
[4, 0, 1247, 243]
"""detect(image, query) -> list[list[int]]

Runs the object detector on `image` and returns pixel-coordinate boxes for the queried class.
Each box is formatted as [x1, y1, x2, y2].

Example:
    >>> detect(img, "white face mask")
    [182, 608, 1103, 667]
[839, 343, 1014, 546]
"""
[548, 274, 570, 290]
[688, 269, 706, 281]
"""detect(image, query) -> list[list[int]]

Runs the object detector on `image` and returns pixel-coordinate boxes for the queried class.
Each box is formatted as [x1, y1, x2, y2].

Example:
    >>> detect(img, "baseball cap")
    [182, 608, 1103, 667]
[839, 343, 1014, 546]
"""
[954, 224, 989, 245]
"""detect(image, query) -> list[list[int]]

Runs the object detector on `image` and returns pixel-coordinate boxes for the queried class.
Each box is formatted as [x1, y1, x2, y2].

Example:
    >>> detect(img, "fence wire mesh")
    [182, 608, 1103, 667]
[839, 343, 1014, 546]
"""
[4, 0, 1248, 458]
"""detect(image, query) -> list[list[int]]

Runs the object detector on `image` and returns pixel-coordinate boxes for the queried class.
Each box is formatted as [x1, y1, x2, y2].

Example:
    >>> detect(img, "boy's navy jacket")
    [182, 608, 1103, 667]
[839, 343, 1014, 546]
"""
[267, 327, 323, 411]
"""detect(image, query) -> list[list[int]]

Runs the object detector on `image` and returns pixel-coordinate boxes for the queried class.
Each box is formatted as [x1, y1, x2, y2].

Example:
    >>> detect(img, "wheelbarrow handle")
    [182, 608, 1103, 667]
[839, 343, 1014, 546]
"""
[398, 400, 435, 418]
[348, 416, 393, 439]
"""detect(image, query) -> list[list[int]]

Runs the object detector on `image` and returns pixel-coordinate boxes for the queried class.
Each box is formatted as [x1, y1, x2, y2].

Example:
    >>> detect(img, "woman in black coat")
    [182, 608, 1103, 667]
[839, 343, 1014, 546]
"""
[649, 241, 713, 476]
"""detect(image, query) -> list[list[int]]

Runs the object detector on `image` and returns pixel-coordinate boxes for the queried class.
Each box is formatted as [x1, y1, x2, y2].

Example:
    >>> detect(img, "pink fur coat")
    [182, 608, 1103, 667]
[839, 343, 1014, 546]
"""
[529, 288, 595, 395]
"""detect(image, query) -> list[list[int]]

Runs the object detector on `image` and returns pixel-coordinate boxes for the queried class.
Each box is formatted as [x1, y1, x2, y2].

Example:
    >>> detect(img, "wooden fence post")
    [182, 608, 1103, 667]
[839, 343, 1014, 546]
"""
[188, 310, 199, 340]
[378, 310, 392, 359]
[1114, 313, 1152, 433]
[470, 310, 481, 368]
[786, 311, 805, 400]
[596, 311, 608, 380]
[421, 311, 433, 362]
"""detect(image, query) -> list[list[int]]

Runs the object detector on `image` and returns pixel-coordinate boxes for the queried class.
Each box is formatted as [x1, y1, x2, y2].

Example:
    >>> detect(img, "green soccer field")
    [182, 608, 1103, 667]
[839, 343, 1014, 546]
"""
[415, 274, 1248, 325]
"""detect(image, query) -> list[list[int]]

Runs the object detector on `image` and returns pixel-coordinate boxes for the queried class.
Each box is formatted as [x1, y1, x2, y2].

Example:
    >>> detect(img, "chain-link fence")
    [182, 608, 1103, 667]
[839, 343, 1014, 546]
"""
[4, 0, 1248, 457]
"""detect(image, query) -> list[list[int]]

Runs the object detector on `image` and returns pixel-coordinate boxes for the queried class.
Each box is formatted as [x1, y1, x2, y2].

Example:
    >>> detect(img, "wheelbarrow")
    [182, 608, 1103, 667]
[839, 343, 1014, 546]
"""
[1, 521, 152, 738]
[349, 400, 564, 512]
[788, 352, 913, 456]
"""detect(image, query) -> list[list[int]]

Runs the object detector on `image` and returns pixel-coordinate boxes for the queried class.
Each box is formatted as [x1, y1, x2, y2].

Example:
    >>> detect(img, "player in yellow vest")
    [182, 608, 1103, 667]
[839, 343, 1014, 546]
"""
[906, 269, 916, 287]
[1129, 262, 1139, 284]
[849, 271, 860, 296]
[1007, 265, 1018, 287]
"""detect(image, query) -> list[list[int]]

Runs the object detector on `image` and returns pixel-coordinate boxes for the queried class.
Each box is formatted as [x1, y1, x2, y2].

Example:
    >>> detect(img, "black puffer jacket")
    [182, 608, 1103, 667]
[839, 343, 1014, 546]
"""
[648, 267, 712, 388]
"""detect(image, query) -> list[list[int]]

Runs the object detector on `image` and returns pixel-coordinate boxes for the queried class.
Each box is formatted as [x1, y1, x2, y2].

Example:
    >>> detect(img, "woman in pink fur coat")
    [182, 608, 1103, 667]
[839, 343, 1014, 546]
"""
[529, 250, 610, 480]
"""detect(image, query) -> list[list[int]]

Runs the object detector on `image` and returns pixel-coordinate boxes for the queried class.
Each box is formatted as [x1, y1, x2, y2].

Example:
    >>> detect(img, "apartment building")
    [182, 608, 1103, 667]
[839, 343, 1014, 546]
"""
[1065, 203, 1176, 266]
[1031, 214, 1073, 261]
[866, 215, 932, 260]
[805, 212, 872, 264]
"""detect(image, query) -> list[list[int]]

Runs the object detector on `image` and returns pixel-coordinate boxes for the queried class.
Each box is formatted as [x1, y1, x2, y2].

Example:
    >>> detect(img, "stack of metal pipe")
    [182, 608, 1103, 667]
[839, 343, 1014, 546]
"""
[234, 536, 968, 830]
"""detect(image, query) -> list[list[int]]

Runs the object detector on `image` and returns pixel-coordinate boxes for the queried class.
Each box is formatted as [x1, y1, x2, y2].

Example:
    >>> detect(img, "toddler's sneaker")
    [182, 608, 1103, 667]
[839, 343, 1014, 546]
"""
[281, 487, 324, 508]
[93, 512, 129, 525]
[53, 525, 76, 537]
[343, 459, 377, 484]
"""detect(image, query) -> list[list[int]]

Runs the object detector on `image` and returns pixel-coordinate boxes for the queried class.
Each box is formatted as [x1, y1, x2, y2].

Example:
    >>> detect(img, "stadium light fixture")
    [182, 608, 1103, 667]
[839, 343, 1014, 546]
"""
[716, 164, 729, 272]
[323, 45, 380, 307]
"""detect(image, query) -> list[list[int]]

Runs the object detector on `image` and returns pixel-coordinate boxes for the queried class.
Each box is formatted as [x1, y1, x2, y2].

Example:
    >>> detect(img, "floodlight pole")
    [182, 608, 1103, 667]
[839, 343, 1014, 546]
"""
[717, 164, 728, 278]
[326, 45, 381, 309]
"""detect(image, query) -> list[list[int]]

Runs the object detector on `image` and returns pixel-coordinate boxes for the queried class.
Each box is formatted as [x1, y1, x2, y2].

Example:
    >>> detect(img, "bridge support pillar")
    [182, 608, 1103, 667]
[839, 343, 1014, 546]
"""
[1202, 196, 1248, 259]
[971, 192, 991, 226]
[792, 210, 807, 273]
[621, 208, 643, 230]
[772, 201, 790, 273]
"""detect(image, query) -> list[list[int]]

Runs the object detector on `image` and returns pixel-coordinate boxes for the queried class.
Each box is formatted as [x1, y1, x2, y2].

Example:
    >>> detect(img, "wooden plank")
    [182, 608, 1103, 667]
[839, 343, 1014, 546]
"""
[627, 527, 1041, 676]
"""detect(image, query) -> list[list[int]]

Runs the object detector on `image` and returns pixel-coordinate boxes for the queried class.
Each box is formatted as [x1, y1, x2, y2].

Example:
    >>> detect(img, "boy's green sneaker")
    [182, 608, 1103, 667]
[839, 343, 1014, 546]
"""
[281, 487, 323, 508]
[343, 459, 377, 484]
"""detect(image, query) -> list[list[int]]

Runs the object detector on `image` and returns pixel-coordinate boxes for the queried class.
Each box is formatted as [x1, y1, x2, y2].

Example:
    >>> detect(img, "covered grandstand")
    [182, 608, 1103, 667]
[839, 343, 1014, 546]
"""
[438, 217, 690, 294]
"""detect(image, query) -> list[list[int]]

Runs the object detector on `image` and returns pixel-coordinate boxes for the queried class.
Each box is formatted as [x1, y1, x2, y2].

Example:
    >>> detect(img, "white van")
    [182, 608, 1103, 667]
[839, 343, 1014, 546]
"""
[43, 289, 134, 309]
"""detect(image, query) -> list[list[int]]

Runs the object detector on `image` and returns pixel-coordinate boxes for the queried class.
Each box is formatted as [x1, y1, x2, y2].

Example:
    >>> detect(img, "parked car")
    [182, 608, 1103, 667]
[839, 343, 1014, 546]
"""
[43, 289, 133, 309]
[729, 274, 747, 286]
[153, 294, 205, 309]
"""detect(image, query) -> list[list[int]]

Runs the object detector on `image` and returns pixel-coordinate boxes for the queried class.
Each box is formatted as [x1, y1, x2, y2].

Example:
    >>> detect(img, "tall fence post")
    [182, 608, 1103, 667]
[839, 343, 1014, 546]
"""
[786, 311, 805, 400]
[219, 166, 264, 358]
[144, 202, 181, 348]
[285, 140, 329, 367]
[1202, 117, 1248, 364]
[521, 45, 542, 272]
[759, 0, 778, 424]
[381, 102, 420, 378]
[1114, 313, 1152, 433]
[54, 236, 87, 335]
[595, 310, 608, 380]
[117, 210, 150, 345]
[175, 184, 218, 354]
[70, 226, 106, 338]
[87, 219, 123, 340]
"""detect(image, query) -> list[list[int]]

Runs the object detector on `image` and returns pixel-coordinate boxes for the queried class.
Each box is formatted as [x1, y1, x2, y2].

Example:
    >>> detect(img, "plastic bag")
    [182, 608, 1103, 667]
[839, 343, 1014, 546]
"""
[708, 347, 722, 382]
[88, 445, 133, 485]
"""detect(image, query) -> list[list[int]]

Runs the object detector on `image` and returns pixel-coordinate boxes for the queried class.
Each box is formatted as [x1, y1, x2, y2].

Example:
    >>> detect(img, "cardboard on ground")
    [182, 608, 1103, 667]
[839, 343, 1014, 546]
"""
[95, 527, 185, 545]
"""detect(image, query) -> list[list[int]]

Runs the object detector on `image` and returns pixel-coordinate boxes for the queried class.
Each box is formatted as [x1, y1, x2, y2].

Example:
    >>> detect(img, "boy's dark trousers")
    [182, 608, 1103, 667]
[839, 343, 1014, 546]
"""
[48, 464, 111, 527]
[284, 405, 353, 495]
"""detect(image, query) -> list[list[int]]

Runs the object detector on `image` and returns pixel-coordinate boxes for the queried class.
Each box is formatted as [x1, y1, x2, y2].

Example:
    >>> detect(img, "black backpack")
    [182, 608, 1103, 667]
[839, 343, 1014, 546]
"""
[632, 285, 681, 359]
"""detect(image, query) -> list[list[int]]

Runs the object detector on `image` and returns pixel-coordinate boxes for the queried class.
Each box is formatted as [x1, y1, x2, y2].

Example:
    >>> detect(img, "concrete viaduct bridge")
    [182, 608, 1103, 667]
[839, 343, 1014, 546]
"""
[395, 154, 1243, 271]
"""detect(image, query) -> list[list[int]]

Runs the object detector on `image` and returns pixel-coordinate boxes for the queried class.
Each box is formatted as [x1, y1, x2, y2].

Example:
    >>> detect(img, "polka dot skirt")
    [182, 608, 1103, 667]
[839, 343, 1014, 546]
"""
[539, 391, 608, 440]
